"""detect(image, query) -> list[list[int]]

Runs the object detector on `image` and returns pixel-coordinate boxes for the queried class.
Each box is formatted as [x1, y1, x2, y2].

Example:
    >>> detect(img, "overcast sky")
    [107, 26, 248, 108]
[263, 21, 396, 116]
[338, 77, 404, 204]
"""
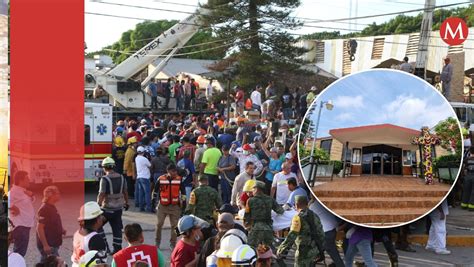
[85, 0, 469, 52]
[308, 69, 456, 137]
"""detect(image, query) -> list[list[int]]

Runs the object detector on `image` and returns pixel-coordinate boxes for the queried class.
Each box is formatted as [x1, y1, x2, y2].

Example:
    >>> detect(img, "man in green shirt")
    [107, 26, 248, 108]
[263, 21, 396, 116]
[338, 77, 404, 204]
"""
[200, 136, 222, 192]
[168, 135, 181, 163]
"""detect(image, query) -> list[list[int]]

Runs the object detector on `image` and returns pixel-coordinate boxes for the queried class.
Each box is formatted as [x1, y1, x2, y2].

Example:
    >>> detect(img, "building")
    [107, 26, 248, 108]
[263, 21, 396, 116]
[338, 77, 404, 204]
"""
[311, 123, 450, 176]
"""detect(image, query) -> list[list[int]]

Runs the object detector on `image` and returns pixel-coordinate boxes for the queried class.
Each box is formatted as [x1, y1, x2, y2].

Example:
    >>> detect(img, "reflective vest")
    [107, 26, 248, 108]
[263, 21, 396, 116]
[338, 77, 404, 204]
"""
[113, 245, 160, 267]
[158, 174, 181, 206]
[71, 231, 97, 265]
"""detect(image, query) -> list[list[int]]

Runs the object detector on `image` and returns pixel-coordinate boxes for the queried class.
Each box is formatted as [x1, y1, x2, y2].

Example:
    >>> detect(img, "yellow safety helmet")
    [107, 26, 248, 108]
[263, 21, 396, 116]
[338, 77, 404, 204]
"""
[243, 179, 256, 192]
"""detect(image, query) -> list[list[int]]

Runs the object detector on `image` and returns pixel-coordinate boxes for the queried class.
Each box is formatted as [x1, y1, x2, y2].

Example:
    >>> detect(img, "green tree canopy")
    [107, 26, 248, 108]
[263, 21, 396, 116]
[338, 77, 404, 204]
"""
[434, 117, 462, 155]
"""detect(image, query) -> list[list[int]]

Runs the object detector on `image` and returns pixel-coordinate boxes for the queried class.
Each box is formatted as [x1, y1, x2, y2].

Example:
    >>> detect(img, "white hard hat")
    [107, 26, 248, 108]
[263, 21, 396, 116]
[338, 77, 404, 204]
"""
[137, 146, 146, 153]
[231, 245, 257, 266]
[78, 202, 103, 221]
[78, 250, 107, 267]
[216, 234, 244, 258]
[223, 228, 248, 244]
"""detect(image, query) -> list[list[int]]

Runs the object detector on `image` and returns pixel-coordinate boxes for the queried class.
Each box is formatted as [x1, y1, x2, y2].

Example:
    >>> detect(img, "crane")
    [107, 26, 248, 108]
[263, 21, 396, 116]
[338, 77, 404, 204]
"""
[86, 8, 208, 109]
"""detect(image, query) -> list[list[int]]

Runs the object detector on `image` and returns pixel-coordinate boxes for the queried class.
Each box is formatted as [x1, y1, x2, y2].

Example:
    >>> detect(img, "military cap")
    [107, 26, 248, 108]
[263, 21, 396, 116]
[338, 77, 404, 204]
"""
[253, 180, 266, 190]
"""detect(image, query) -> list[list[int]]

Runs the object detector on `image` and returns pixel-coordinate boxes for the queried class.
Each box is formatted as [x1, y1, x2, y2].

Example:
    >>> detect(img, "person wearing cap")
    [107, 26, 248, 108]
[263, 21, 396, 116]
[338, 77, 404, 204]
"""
[306, 86, 318, 107]
[154, 164, 183, 250]
[230, 143, 263, 176]
[197, 212, 236, 266]
[124, 136, 138, 198]
[260, 144, 283, 195]
[284, 177, 307, 210]
[200, 136, 222, 191]
[239, 179, 256, 210]
[135, 146, 152, 213]
[271, 162, 297, 206]
[244, 181, 284, 249]
[207, 233, 245, 266]
[277, 195, 325, 267]
[231, 161, 256, 207]
[36, 186, 65, 263]
[217, 144, 237, 204]
[171, 215, 208, 267]
[8, 171, 35, 257]
[71, 202, 107, 266]
[97, 157, 129, 253]
[111, 223, 165, 267]
[185, 172, 222, 223]
[440, 57, 453, 99]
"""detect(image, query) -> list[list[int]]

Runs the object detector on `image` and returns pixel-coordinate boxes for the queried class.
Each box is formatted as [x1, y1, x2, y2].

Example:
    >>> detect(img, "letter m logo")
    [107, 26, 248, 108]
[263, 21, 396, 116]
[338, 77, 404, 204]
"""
[440, 17, 468, 46]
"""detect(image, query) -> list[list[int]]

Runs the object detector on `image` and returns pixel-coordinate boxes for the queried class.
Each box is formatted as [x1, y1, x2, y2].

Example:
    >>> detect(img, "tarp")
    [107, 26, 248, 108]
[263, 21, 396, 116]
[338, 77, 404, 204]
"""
[237, 209, 298, 231]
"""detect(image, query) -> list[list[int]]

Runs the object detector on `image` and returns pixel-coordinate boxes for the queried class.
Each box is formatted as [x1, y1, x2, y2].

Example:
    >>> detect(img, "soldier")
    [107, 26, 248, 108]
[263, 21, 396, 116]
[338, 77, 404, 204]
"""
[244, 181, 284, 248]
[277, 195, 325, 267]
[185, 175, 222, 224]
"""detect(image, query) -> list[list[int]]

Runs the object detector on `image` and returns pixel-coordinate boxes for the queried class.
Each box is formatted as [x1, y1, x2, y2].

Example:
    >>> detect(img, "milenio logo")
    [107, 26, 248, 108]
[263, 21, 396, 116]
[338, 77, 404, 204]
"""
[440, 17, 469, 46]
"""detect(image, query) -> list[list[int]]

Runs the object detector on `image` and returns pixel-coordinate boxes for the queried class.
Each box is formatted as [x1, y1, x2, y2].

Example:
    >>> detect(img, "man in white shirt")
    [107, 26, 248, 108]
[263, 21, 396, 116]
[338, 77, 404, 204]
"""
[271, 162, 296, 205]
[250, 85, 262, 111]
[231, 162, 255, 207]
[8, 170, 35, 257]
[206, 80, 213, 101]
[230, 143, 263, 175]
[135, 146, 152, 212]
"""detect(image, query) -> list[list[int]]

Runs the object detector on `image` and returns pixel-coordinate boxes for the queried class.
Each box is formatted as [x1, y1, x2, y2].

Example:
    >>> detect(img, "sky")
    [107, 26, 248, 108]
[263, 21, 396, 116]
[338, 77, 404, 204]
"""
[84, 0, 470, 52]
[307, 69, 456, 137]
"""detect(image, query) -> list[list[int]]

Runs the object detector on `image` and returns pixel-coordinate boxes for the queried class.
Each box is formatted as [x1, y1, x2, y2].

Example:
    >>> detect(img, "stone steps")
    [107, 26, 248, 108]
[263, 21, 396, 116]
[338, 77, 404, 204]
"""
[318, 196, 441, 209]
[315, 189, 447, 198]
[331, 208, 430, 226]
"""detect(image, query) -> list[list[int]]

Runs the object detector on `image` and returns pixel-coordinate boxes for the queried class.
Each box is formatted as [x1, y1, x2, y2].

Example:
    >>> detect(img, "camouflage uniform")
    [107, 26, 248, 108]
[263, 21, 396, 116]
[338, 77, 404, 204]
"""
[185, 184, 222, 223]
[244, 189, 284, 248]
[277, 208, 325, 267]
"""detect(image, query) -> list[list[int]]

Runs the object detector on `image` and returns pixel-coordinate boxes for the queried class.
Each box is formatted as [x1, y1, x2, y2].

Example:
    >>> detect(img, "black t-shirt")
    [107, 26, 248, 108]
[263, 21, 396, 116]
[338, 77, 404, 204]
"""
[88, 233, 107, 251]
[281, 94, 294, 109]
[152, 127, 166, 139]
[36, 203, 63, 248]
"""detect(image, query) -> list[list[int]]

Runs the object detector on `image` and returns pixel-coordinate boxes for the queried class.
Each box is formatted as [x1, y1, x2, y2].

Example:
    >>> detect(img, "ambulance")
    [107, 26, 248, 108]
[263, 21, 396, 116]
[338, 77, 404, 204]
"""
[84, 102, 113, 181]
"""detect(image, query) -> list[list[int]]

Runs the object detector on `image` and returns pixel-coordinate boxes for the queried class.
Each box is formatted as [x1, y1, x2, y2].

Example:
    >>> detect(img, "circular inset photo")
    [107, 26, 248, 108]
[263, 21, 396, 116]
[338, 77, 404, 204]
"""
[298, 69, 463, 228]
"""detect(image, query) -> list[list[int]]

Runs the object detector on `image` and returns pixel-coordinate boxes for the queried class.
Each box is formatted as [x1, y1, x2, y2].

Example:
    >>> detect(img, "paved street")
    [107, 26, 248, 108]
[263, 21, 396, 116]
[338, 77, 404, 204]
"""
[18, 184, 474, 266]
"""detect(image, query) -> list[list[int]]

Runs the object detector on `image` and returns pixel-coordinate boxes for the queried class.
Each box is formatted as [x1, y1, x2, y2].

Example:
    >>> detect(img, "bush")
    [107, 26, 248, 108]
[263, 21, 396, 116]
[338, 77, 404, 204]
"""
[433, 154, 461, 170]
[331, 160, 343, 174]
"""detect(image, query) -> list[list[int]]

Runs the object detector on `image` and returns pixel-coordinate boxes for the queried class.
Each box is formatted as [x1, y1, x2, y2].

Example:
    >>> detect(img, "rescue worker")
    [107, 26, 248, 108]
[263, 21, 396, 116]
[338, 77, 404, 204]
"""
[111, 223, 165, 267]
[231, 244, 257, 267]
[461, 146, 474, 211]
[154, 164, 183, 250]
[277, 195, 325, 267]
[124, 136, 138, 198]
[185, 175, 222, 224]
[97, 157, 129, 254]
[71, 202, 107, 267]
[112, 127, 126, 175]
[244, 181, 284, 249]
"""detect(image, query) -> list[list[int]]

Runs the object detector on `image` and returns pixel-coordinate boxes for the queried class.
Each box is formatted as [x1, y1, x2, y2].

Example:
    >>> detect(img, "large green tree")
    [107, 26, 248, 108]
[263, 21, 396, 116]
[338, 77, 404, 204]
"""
[87, 20, 226, 63]
[202, 0, 307, 90]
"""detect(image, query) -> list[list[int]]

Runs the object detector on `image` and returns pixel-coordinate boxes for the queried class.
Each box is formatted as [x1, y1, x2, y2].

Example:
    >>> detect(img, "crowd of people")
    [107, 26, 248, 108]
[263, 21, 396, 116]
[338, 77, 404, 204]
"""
[4, 79, 468, 267]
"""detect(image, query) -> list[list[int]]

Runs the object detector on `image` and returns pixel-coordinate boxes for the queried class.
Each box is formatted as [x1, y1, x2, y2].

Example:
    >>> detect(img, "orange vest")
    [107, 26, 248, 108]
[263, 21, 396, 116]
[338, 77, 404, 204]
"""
[158, 174, 182, 205]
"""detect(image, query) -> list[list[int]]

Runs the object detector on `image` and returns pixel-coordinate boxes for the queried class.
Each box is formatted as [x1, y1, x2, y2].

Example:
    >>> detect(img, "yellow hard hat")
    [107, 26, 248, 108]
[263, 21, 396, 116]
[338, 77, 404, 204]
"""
[243, 179, 256, 192]
[114, 136, 125, 147]
[101, 157, 115, 167]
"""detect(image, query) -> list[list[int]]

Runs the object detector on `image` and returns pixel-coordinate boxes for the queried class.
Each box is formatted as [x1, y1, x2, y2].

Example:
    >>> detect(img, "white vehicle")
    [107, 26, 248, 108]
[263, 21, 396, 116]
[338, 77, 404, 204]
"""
[85, 9, 208, 110]
[450, 102, 474, 131]
[84, 102, 113, 181]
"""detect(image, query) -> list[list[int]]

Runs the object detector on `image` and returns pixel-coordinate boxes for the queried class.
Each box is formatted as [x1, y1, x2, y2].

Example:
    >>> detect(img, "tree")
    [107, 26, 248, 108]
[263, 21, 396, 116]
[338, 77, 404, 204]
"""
[202, 0, 307, 90]
[87, 20, 226, 64]
[434, 117, 462, 155]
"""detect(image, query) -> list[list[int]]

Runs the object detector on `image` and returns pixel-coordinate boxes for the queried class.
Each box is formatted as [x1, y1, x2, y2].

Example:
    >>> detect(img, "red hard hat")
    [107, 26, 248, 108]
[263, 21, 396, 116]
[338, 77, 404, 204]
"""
[197, 135, 206, 144]
[242, 144, 252, 151]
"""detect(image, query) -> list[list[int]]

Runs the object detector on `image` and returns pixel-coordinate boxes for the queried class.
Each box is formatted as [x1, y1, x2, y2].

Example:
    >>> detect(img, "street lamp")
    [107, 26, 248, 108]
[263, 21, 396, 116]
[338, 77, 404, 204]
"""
[309, 100, 334, 176]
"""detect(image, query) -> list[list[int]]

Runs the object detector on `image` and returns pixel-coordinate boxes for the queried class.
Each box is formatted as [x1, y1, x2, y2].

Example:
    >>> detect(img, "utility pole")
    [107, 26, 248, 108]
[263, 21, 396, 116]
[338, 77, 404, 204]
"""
[414, 0, 436, 80]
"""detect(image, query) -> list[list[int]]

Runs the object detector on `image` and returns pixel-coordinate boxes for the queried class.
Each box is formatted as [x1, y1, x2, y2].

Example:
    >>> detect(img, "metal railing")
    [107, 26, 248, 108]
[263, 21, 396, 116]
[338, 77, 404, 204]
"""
[301, 156, 335, 187]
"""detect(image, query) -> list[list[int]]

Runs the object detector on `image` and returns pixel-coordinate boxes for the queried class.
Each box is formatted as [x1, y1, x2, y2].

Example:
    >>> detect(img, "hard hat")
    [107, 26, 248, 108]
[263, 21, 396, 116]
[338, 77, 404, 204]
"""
[114, 136, 125, 147]
[223, 228, 248, 244]
[115, 126, 124, 133]
[242, 144, 252, 151]
[216, 234, 244, 258]
[177, 215, 209, 235]
[197, 135, 206, 144]
[116, 120, 125, 126]
[243, 179, 256, 192]
[127, 136, 138, 145]
[78, 250, 107, 267]
[231, 245, 257, 265]
[137, 146, 146, 153]
[78, 202, 103, 221]
[101, 157, 115, 167]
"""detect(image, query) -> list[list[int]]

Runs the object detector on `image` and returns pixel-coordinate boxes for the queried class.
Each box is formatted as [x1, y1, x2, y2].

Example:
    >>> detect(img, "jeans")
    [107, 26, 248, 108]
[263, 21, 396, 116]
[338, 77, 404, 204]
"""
[137, 178, 152, 212]
[206, 174, 219, 192]
[98, 209, 123, 253]
[220, 177, 231, 204]
[176, 97, 183, 111]
[282, 108, 292, 120]
[185, 186, 193, 204]
[12, 226, 30, 257]
[151, 96, 158, 109]
[345, 239, 377, 267]
[325, 229, 344, 267]
[38, 245, 59, 263]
